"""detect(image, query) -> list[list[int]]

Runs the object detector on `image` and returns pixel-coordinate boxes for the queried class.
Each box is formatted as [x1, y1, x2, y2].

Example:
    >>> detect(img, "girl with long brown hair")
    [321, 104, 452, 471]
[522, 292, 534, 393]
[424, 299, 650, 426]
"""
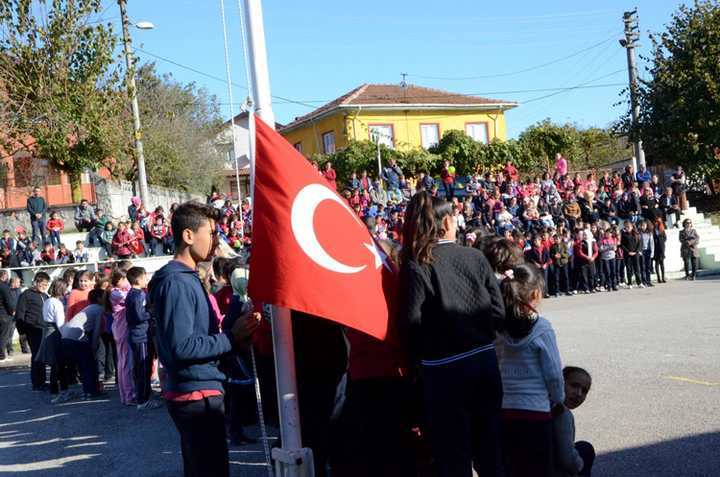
[400, 191, 505, 477]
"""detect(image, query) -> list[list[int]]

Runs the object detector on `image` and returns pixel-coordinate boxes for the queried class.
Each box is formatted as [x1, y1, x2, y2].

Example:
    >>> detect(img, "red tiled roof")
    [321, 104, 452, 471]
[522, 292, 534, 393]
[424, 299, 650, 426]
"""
[279, 83, 516, 132]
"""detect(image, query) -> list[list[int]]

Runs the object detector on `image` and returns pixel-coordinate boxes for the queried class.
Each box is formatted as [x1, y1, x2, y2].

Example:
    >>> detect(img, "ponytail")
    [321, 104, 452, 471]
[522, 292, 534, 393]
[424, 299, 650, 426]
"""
[500, 263, 544, 339]
[401, 191, 453, 264]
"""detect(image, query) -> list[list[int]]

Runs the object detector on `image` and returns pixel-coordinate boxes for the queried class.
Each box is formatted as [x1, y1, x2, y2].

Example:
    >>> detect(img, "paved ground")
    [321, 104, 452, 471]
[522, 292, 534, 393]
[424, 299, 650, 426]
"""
[1, 277, 718, 476]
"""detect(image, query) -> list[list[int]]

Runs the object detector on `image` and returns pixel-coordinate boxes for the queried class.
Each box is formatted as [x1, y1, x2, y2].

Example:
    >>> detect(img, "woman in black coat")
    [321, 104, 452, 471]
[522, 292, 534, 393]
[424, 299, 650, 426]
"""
[653, 218, 667, 283]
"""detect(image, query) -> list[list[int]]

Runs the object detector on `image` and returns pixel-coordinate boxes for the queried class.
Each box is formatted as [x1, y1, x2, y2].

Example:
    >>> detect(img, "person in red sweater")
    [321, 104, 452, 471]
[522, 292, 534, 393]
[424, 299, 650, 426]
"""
[440, 160, 455, 199]
[150, 217, 168, 256]
[525, 235, 552, 297]
[323, 161, 337, 190]
[46, 211, 64, 248]
[40, 242, 56, 264]
[573, 229, 599, 293]
[504, 160, 519, 183]
[112, 222, 134, 259]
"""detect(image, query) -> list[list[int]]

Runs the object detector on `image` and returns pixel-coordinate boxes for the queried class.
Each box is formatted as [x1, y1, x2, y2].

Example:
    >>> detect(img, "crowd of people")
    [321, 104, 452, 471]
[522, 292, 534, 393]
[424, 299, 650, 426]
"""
[0, 189, 179, 268]
[0, 155, 705, 477]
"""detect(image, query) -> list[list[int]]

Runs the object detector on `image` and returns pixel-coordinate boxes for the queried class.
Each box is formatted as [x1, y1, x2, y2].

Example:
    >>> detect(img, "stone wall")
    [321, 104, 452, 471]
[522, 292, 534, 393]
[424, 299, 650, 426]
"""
[92, 174, 204, 219]
[0, 175, 205, 234]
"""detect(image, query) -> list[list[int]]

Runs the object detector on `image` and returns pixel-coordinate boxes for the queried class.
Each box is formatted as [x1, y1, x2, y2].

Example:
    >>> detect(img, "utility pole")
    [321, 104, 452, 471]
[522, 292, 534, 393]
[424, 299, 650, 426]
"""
[621, 8, 646, 170]
[119, 0, 150, 206]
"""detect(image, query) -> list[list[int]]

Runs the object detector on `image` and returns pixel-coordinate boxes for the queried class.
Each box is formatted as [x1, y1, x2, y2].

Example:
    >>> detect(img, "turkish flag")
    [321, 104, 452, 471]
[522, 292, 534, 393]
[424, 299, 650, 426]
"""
[248, 117, 395, 340]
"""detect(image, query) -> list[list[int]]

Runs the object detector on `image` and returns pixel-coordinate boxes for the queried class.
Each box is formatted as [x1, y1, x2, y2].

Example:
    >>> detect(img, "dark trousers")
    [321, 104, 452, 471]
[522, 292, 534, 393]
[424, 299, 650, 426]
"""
[655, 258, 665, 282]
[27, 327, 46, 389]
[576, 262, 596, 292]
[552, 264, 569, 295]
[641, 250, 653, 284]
[95, 332, 116, 381]
[575, 440, 595, 476]
[601, 259, 616, 289]
[624, 254, 642, 286]
[31, 219, 46, 244]
[49, 342, 71, 394]
[615, 258, 625, 285]
[130, 341, 152, 404]
[63, 339, 97, 395]
[683, 257, 698, 278]
[167, 395, 229, 477]
[0, 317, 13, 359]
[330, 377, 418, 477]
[423, 349, 503, 477]
[502, 416, 553, 477]
[442, 181, 454, 199]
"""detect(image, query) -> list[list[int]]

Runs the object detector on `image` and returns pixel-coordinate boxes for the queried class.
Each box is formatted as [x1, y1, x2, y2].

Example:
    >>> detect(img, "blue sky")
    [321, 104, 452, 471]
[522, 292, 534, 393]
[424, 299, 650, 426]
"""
[101, 0, 687, 138]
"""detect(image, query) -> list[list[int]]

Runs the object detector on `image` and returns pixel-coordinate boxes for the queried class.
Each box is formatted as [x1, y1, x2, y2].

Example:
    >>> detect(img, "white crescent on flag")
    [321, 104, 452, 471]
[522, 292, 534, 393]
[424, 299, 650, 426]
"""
[290, 183, 382, 274]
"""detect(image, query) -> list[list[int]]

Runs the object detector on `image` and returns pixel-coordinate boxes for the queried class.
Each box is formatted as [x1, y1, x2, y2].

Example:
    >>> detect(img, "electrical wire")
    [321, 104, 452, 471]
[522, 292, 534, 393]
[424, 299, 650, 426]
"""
[407, 32, 621, 81]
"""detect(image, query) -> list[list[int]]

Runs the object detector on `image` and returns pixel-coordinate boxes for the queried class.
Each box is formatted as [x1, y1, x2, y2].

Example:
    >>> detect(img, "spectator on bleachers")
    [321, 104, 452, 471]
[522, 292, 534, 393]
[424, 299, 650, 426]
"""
[74, 200, 95, 232]
[112, 222, 134, 259]
[150, 217, 169, 256]
[89, 209, 110, 247]
[39, 243, 56, 265]
[128, 196, 142, 222]
[26, 187, 48, 245]
[56, 244, 73, 264]
[73, 241, 89, 263]
[47, 211, 64, 248]
[100, 222, 116, 257]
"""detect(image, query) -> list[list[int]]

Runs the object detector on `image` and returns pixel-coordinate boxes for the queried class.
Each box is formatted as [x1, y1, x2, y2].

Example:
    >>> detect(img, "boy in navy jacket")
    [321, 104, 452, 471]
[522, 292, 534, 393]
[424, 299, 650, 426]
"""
[147, 202, 259, 477]
[125, 266, 159, 410]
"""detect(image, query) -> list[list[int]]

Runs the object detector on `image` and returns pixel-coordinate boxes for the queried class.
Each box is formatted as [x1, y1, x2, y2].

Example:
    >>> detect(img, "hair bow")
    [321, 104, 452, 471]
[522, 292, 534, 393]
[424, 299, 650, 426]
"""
[503, 269, 515, 281]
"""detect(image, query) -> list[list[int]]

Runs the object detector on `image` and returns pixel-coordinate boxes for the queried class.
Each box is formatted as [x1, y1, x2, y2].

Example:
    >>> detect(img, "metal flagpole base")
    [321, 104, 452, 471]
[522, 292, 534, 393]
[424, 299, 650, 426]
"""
[272, 447, 314, 477]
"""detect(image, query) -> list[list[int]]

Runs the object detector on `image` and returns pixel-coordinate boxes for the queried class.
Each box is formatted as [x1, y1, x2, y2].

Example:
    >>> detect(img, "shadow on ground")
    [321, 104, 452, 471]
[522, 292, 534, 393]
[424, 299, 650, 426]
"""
[596, 432, 720, 477]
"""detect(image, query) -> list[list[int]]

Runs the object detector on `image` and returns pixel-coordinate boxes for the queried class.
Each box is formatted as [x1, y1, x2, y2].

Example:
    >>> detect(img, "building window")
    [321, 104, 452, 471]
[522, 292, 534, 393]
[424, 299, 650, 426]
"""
[420, 123, 440, 149]
[293, 142, 302, 153]
[322, 131, 335, 154]
[465, 122, 489, 144]
[368, 124, 394, 149]
[13, 154, 34, 188]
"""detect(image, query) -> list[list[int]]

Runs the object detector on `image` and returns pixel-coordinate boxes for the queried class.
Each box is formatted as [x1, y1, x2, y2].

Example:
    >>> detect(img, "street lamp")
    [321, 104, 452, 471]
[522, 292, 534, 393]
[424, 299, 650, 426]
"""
[118, 0, 152, 206]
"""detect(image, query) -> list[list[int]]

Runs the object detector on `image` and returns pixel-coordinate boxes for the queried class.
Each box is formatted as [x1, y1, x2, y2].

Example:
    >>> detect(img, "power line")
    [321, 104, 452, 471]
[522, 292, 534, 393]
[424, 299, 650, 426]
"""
[521, 69, 626, 104]
[133, 46, 319, 110]
[407, 32, 620, 81]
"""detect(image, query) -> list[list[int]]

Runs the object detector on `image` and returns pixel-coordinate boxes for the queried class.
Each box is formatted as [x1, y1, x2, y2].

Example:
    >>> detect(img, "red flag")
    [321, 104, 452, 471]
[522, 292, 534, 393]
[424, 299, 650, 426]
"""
[248, 117, 394, 340]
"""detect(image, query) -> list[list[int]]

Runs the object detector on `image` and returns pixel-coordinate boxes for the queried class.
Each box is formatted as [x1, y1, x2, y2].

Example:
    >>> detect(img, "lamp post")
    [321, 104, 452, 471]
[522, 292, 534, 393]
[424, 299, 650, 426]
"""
[118, 0, 153, 205]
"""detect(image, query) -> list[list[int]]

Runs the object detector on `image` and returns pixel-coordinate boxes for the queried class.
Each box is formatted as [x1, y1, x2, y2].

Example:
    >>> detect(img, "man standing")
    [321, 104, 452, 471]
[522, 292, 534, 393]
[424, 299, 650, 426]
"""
[554, 152, 568, 179]
[148, 202, 259, 477]
[0, 270, 15, 361]
[26, 187, 47, 244]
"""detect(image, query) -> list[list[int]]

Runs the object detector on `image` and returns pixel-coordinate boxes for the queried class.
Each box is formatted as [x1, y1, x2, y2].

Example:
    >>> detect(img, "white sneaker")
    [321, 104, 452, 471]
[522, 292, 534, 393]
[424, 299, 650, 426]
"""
[639, 284, 646, 289]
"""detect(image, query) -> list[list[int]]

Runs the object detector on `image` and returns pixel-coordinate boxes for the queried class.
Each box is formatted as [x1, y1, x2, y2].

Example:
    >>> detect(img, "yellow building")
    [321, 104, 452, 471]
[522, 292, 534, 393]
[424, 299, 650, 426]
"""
[279, 83, 517, 156]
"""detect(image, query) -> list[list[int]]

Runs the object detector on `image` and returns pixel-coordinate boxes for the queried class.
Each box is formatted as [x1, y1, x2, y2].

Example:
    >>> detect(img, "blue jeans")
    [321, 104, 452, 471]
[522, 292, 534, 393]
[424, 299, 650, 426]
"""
[31, 219, 46, 244]
[602, 259, 616, 289]
[49, 230, 61, 248]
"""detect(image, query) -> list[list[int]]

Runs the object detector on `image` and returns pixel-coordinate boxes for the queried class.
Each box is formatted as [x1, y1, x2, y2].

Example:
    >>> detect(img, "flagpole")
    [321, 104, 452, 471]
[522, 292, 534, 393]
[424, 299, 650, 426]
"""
[241, 1, 314, 475]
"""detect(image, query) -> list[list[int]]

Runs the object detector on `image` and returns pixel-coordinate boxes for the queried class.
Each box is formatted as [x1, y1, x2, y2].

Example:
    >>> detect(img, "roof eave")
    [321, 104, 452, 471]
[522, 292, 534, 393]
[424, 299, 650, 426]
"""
[279, 102, 518, 134]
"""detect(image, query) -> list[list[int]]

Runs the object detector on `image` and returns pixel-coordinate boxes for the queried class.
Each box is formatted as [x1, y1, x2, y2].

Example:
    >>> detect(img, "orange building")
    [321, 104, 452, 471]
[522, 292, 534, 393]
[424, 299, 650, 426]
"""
[0, 138, 98, 210]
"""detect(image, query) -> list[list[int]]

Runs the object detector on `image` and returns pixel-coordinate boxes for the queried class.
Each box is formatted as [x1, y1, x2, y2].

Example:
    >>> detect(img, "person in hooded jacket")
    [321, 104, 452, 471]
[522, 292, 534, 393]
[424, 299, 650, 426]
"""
[499, 263, 564, 477]
[147, 201, 259, 477]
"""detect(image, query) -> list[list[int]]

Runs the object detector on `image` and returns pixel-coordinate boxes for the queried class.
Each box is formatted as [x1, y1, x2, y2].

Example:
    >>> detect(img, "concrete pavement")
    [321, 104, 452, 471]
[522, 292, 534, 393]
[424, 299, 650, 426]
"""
[1, 277, 718, 476]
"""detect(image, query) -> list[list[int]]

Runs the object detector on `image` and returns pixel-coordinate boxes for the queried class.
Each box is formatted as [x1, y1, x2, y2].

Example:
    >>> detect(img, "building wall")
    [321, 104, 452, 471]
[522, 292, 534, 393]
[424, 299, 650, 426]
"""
[280, 109, 508, 156]
[280, 113, 350, 157]
[348, 109, 507, 149]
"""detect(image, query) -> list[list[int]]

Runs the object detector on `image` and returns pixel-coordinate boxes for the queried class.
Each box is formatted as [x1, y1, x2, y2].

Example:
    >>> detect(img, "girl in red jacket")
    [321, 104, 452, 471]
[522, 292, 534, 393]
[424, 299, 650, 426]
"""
[46, 211, 64, 248]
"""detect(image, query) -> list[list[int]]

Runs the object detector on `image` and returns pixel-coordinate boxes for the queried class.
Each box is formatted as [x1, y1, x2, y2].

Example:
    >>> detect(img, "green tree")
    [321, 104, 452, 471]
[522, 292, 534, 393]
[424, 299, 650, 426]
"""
[135, 63, 225, 193]
[576, 127, 629, 169]
[622, 1, 720, 182]
[518, 119, 578, 172]
[0, 0, 128, 201]
[429, 129, 481, 175]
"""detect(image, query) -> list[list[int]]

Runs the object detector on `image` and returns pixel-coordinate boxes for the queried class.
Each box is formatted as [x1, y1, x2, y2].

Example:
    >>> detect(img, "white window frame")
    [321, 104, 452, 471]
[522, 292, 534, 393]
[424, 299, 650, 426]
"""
[368, 124, 394, 149]
[420, 123, 440, 149]
[465, 122, 489, 144]
[322, 131, 336, 154]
